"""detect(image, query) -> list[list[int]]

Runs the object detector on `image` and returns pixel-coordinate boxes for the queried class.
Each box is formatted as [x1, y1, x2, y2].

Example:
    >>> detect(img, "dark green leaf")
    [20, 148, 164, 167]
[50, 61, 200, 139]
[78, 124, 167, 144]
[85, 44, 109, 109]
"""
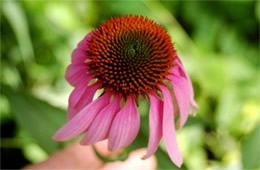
[2, 85, 66, 154]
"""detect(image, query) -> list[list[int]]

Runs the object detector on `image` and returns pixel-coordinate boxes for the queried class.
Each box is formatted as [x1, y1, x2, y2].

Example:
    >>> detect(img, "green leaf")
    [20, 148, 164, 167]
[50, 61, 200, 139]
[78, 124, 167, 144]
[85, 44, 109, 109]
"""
[241, 125, 260, 169]
[2, 1, 35, 64]
[2, 85, 66, 154]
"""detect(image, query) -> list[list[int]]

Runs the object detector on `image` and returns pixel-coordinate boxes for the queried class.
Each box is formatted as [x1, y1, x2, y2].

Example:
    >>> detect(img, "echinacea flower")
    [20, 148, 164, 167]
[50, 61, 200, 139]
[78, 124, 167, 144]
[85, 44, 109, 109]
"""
[53, 15, 198, 167]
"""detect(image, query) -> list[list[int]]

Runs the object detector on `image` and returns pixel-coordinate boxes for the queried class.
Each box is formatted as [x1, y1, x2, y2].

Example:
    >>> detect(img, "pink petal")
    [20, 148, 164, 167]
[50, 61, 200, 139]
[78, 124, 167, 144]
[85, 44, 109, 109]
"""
[77, 33, 92, 50]
[71, 33, 93, 64]
[108, 95, 140, 151]
[68, 79, 99, 109]
[53, 92, 111, 141]
[168, 74, 190, 129]
[68, 78, 89, 108]
[160, 85, 183, 167]
[80, 96, 122, 145]
[176, 57, 198, 115]
[71, 48, 87, 64]
[67, 81, 101, 120]
[65, 63, 91, 86]
[143, 92, 163, 159]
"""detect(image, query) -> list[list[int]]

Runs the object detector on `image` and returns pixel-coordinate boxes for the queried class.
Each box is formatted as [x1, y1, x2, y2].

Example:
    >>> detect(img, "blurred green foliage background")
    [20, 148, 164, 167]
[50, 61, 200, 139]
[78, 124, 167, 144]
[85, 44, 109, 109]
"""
[1, 0, 259, 169]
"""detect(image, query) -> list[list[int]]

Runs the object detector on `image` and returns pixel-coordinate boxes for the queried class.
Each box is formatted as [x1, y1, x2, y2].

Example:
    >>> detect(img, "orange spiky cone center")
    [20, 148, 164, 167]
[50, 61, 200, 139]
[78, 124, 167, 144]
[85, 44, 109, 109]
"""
[86, 15, 176, 98]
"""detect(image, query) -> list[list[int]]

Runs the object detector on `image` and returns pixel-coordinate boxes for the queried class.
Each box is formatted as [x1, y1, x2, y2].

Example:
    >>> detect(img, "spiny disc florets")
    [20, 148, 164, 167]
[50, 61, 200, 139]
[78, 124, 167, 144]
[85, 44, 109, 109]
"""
[86, 15, 176, 97]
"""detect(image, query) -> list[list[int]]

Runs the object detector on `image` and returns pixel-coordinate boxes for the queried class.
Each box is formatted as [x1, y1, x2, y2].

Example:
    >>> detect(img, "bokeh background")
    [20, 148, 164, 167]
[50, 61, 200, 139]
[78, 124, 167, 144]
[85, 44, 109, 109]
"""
[1, 0, 259, 169]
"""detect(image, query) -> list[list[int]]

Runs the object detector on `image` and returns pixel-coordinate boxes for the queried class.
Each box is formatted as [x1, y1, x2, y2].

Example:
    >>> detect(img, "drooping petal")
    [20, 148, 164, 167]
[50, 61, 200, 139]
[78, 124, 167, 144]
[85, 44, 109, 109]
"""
[65, 63, 92, 86]
[168, 74, 190, 129]
[143, 92, 163, 159]
[53, 92, 111, 141]
[67, 81, 101, 120]
[81, 96, 122, 145]
[176, 57, 198, 115]
[168, 57, 199, 127]
[108, 95, 140, 151]
[175, 58, 191, 90]
[160, 85, 183, 168]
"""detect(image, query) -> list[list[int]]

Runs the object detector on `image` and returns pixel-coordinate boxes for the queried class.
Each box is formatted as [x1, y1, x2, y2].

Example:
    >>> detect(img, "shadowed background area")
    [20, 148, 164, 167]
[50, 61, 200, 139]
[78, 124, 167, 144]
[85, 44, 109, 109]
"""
[1, 0, 259, 169]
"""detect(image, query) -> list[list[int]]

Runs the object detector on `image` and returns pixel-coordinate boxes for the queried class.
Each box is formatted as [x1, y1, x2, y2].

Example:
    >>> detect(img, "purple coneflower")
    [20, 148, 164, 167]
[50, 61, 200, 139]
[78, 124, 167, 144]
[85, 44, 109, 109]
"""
[53, 15, 198, 167]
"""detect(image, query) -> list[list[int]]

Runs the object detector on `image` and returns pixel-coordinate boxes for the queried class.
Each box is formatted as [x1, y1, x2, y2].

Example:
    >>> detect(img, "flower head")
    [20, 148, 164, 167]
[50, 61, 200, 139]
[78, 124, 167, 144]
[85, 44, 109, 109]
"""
[53, 15, 198, 167]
